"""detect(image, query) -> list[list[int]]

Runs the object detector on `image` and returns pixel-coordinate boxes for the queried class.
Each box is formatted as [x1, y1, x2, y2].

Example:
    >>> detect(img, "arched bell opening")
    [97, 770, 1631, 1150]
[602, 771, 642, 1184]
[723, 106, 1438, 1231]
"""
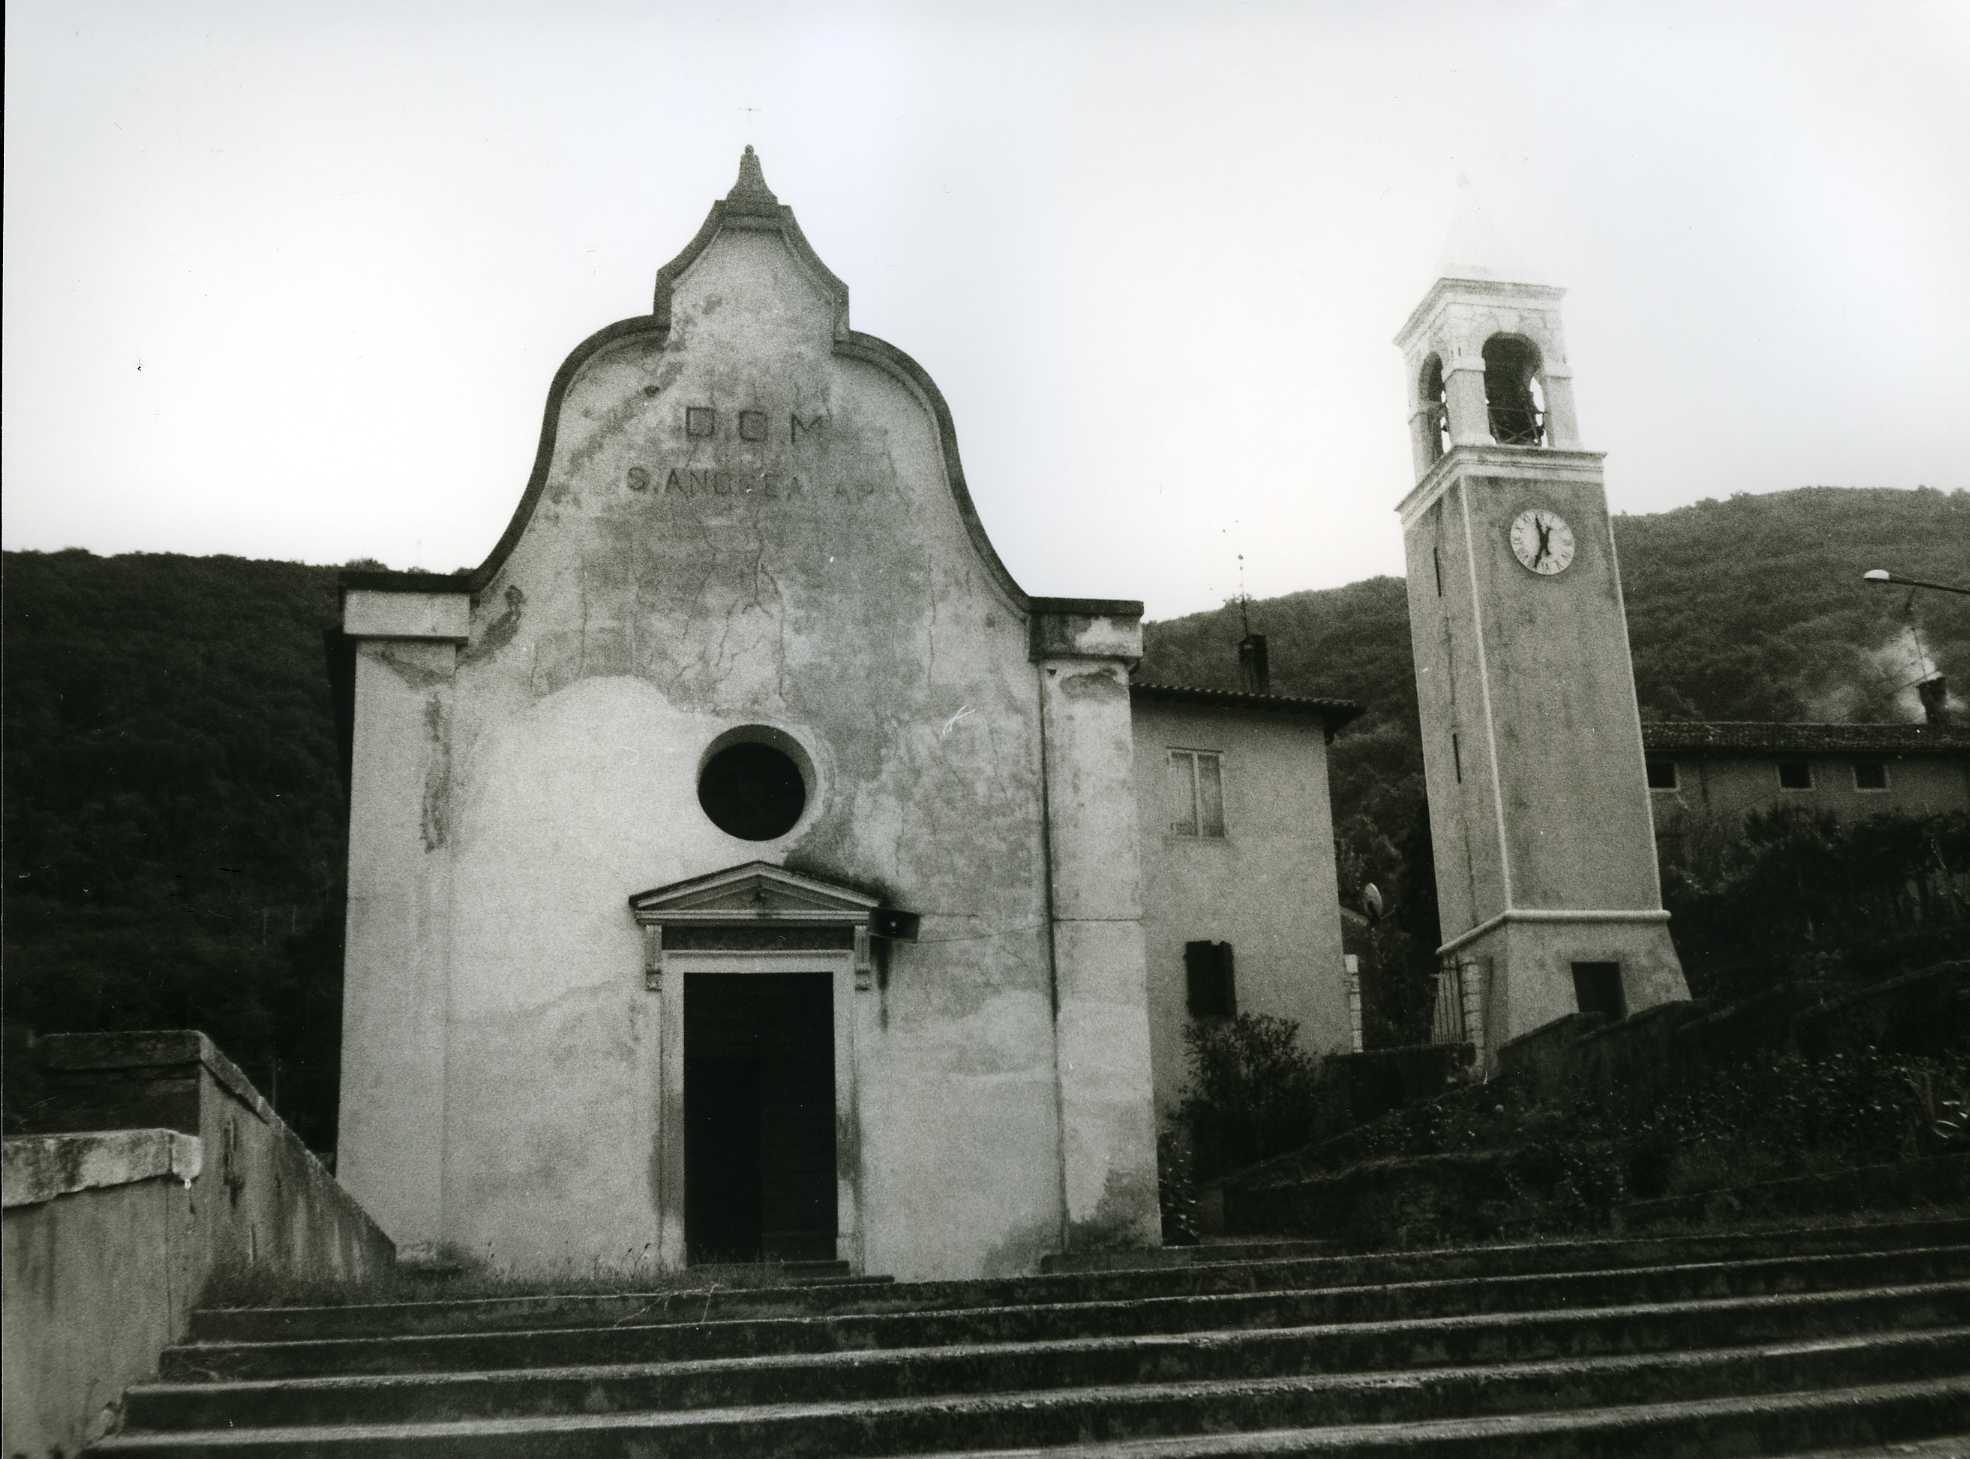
[1418, 354, 1451, 465]
[1481, 335, 1547, 447]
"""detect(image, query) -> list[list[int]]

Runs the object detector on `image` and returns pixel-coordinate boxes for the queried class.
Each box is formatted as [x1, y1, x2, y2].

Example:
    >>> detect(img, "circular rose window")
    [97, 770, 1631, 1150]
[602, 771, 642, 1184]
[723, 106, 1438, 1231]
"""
[697, 727, 812, 841]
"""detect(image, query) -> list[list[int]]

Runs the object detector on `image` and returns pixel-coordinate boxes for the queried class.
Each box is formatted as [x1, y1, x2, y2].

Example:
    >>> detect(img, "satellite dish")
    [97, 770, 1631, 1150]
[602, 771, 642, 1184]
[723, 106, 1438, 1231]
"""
[1363, 883, 1384, 924]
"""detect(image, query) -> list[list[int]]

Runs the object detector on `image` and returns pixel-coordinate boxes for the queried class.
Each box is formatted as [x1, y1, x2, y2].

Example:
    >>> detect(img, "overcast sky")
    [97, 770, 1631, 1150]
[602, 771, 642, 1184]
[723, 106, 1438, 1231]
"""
[6, 1, 1966, 618]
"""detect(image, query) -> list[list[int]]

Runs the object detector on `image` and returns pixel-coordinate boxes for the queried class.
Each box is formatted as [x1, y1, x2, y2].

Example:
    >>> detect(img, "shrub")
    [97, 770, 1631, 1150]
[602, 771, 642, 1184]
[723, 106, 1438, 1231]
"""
[1174, 1014, 1332, 1181]
[1664, 808, 1969, 998]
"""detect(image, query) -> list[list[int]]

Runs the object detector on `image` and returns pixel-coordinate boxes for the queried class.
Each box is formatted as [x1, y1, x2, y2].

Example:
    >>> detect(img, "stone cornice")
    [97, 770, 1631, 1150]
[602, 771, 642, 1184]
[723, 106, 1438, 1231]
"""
[1395, 276, 1567, 352]
[1396, 445, 1606, 528]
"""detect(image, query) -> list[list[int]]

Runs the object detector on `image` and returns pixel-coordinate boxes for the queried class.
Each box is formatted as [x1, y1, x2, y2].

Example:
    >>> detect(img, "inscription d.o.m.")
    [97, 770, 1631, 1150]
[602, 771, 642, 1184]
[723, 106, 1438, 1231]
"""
[680, 407, 830, 445]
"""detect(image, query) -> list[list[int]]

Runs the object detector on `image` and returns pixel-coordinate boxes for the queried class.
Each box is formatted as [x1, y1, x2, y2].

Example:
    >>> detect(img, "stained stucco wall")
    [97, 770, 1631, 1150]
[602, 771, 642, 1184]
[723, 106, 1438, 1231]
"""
[338, 195, 1147, 1279]
[1407, 469, 1667, 922]
[1132, 701, 1351, 1118]
[1042, 650, 1159, 1248]
[1404, 490, 1494, 941]
[1462, 470, 1663, 913]
[338, 637, 455, 1253]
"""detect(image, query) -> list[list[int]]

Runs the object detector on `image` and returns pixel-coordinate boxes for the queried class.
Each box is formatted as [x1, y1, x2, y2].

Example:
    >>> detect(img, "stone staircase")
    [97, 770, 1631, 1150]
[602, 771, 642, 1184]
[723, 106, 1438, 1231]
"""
[94, 1217, 1970, 1456]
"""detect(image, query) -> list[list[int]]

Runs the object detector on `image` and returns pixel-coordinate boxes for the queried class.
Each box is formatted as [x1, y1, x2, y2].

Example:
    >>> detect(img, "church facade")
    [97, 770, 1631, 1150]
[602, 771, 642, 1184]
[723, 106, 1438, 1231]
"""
[332, 150, 1357, 1280]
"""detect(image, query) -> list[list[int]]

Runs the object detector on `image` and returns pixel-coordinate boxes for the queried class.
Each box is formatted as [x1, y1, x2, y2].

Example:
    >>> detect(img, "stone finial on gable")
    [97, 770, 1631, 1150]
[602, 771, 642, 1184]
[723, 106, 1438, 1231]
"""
[726, 144, 780, 216]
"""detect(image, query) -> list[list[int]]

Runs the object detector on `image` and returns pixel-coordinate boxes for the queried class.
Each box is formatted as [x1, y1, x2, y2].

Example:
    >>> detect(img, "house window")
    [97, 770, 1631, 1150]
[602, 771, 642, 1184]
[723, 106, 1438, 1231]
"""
[1168, 749, 1226, 837]
[1572, 962, 1625, 1022]
[1852, 758, 1889, 791]
[1777, 759, 1814, 791]
[1645, 757, 1678, 790]
[1185, 941, 1236, 1018]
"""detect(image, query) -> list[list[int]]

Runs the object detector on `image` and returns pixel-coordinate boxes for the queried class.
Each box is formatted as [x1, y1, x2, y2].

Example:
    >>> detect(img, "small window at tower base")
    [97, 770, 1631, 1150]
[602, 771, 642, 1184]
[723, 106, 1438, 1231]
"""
[1185, 941, 1236, 1019]
[1571, 962, 1625, 1022]
[1645, 757, 1678, 790]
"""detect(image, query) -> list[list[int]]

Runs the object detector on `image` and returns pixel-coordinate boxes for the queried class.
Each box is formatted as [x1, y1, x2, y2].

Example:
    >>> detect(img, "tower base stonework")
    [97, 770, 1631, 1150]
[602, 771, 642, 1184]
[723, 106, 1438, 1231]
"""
[1443, 912, 1686, 1061]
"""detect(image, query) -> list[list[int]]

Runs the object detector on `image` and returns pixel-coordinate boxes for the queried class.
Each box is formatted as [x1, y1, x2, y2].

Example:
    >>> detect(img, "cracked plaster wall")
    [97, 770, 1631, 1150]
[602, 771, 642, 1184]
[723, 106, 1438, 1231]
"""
[338, 640, 455, 1252]
[348, 221, 1074, 1278]
[1039, 660, 1161, 1249]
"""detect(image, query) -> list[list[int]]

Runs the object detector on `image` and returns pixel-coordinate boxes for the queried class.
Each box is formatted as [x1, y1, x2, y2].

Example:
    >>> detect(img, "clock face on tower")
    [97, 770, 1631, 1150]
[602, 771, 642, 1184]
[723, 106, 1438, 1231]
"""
[1509, 508, 1575, 576]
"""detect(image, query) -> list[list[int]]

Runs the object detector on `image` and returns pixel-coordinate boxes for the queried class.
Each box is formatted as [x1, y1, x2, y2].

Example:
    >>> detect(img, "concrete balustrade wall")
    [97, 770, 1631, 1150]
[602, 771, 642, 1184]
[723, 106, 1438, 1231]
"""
[2, 1030, 394, 1458]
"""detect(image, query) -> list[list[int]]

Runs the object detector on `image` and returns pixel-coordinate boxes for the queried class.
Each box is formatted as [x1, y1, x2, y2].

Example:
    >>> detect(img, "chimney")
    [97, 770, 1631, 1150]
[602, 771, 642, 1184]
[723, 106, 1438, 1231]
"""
[1237, 633, 1270, 695]
[1917, 675, 1951, 727]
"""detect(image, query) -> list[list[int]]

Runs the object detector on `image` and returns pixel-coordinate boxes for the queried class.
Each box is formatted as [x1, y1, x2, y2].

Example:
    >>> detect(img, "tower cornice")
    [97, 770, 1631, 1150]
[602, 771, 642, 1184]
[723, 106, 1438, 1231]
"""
[1396, 445, 1606, 528]
[1395, 276, 1566, 352]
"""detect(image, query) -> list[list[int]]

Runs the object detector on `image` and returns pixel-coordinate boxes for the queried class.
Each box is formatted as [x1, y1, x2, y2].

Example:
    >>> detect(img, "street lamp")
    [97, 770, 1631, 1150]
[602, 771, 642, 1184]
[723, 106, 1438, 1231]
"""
[1862, 568, 1970, 598]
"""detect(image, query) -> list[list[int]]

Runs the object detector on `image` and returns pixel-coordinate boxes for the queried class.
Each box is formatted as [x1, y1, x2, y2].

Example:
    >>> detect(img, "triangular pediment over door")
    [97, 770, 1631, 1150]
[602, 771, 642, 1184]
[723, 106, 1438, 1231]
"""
[627, 861, 888, 990]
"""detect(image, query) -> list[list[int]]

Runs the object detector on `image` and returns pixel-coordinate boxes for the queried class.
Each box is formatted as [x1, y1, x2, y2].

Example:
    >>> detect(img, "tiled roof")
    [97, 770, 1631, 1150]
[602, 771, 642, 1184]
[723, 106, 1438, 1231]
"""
[1130, 682, 1364, 730]
[1641, 720, 1970, 755]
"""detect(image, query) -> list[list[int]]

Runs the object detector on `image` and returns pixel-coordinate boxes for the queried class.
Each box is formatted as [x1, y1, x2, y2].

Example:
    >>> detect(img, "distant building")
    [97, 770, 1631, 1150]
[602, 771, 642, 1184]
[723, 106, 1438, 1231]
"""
[1642, 715, 1970, 845]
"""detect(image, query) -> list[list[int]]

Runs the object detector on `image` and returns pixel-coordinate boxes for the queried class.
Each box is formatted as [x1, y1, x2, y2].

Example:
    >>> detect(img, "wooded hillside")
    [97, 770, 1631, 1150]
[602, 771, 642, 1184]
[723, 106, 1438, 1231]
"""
[3, 551, 346, 1146]
[5, 486, 1964, 1144]
[1139, 486, 1970, 903]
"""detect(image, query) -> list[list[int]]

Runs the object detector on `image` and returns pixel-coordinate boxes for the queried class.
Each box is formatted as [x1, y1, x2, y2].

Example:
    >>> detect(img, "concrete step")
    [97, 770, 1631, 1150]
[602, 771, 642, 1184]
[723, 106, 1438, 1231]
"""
[188, 1215, 1970, 1343]
[92, 1335, 1970, 1456]
[146, 1281, 1970, 1410]
[97, 1214, 1970, 1458]
[162, 1247, 1970, 1382]
[1769, 1442, 1970, 1458]
[688, 1258, 860, 1281]
[904, 1381, 1970, 1458]
[125, 1300, 1970, 1431]
[1042, 1239, 1339, 1274]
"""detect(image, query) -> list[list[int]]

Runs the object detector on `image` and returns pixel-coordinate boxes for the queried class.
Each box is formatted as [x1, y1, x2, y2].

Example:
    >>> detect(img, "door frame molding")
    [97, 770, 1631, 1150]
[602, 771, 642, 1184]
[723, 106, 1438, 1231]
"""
[630, 862, 883, 1273]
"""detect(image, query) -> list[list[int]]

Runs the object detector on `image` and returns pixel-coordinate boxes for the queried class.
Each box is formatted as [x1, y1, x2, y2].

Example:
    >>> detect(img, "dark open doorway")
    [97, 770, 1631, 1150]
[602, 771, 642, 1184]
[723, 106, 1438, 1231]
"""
[683, 972, 836, 1264]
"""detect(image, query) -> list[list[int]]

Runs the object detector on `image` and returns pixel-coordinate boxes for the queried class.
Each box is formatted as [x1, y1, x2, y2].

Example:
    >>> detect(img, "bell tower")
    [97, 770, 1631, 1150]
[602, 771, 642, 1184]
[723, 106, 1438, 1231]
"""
[1395, 275, 1688, 1067]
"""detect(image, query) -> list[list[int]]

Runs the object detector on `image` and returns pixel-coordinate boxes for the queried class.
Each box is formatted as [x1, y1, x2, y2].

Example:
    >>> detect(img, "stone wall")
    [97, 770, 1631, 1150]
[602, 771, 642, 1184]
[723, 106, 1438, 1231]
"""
[2, 1031, 394, 1457]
